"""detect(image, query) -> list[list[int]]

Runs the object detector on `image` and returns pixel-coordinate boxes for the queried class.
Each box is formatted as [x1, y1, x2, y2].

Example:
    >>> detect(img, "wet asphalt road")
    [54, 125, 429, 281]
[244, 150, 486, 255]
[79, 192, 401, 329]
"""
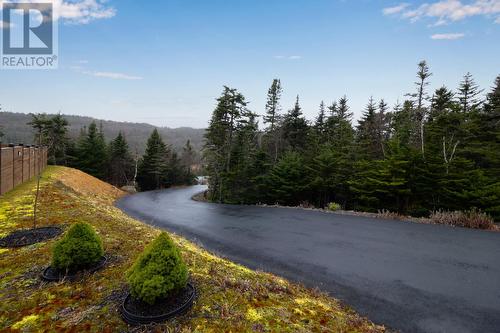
[116, 185, 500, 333]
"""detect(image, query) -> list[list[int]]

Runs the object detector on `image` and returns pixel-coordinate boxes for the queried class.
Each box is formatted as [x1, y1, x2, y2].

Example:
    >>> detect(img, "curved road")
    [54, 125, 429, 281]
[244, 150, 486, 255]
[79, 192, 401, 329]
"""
[117, 186, 500, 333]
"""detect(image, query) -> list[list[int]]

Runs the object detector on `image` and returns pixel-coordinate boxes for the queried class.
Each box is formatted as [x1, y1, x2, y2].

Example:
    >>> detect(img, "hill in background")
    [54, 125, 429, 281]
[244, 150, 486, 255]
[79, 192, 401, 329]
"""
[0, 112, 205, 154]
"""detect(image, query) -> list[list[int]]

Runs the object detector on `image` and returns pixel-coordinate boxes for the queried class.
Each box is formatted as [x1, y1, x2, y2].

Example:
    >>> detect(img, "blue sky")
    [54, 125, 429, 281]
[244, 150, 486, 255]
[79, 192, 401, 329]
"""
[1, 0, 499, 128]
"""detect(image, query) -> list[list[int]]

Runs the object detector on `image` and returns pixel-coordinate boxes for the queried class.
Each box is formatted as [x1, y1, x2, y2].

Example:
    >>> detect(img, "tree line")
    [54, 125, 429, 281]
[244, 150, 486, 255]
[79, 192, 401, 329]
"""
[204, 61, 500, 220]
[27, 115, 196, 190]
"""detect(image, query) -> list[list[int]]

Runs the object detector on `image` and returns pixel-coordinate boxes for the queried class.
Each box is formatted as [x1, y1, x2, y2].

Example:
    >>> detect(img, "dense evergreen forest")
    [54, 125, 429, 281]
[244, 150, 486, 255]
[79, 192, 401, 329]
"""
[204, 61, 500, 221]
[17, 115, 196, 190]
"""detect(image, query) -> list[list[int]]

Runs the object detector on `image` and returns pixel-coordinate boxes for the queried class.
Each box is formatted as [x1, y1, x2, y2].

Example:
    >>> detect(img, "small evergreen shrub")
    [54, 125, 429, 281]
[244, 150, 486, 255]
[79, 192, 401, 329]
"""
[327, 202, 341, 211]
[52, 222, 104, 271]
[430, 209, 494, 230]
[126, 232, 188, 305]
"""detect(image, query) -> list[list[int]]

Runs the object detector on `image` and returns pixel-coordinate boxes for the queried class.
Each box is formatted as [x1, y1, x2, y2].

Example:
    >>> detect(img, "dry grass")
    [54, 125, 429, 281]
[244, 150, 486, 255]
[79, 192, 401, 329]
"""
[0, 166, 385, 333]
[430, 209, 496, 230]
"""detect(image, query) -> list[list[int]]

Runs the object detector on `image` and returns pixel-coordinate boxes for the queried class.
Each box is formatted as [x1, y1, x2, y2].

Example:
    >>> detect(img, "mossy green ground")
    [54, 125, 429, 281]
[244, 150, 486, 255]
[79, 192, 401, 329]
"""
[0, 166, 386, 333]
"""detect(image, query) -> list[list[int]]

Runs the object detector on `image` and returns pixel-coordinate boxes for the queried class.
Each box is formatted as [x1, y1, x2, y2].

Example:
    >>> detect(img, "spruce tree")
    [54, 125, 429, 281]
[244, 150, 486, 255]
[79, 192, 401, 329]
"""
[356, 97, 382, 159]
[308, 147, 353, 208]
[204, 86, 249, 202]
[263, 79, 282, 131]
[484, 75, 500, 115]
[314, 101, 326, 134]
[76, 122, 108, 179]
[337, 96, 351, 119]
[108, 132, 135, 187]
[375, 99, 390, 157]
[430, 86, 456, 120]
[309, 97, 355, 207]
[464, 75, 500, 219]
[137, 129, 169, 191]
[414, 61, 432, 112]
[282, 96, 309, 152]
[28, 113, 50, 146]
[324, 101, 338, 144]
[50, 114, 71, 165]
[181, 139, 196, 169]
[457, 72, 483, 113]
[330, 96, 354, 150]
[266, 152, 308, 206]
[408, 60, 432, 156]
[263, 79, 283, 162]
[349, 148, 409, 213]
[425, 87, 463, 177]
[224, 111, 264, 203]
[329, 101, 338, 117]
[28, 113, 71, 165]
[179, 140, 197, 186]
[308, 101, 327, 156]
[391, 100, 415, 149]
[165, 151, 184, 187]
[469, 75, 500, 171]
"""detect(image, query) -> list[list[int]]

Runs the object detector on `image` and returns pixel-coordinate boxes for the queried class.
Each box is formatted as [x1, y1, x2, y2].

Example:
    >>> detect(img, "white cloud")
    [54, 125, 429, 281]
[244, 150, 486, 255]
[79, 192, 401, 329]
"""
[2, 0, 116, 24]
[383, 3, 410, 15]
[82, 71, 143, 80]
[431, 32, 465, 39]
[289, 55, 302, 60]
[383, 0, 500, 25]
[54, 0, 116, 24]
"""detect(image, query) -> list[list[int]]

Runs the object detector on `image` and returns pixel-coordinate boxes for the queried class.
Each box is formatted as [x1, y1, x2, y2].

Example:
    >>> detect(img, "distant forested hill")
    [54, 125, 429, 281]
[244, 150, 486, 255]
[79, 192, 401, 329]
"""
[0, 112, 205, 153]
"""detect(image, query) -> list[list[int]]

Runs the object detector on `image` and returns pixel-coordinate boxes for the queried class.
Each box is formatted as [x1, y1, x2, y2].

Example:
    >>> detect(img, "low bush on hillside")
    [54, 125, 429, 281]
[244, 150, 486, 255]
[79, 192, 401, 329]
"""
[430, 209, 495, 230]
[126, 232, 188, 305]
[327, 202, 341, 211]
[52, 222, 104, 271]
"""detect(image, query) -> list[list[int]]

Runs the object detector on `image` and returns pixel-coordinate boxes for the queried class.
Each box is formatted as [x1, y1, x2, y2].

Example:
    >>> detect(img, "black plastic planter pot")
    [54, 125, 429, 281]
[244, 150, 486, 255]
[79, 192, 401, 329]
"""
[121, 283, 196, 326]
[0, 226, 62, 248]
[41, 256, 107, 282]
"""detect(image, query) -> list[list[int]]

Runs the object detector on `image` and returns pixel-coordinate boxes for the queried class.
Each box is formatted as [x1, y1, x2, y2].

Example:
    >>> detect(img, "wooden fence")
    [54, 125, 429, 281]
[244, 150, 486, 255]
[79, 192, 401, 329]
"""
[0, 145, 48, 195]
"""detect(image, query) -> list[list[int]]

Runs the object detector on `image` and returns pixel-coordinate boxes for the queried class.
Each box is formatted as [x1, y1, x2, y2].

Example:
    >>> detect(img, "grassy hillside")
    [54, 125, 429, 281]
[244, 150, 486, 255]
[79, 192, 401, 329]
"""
[0, 167, 385, 332]
[0, 112, 205, 153]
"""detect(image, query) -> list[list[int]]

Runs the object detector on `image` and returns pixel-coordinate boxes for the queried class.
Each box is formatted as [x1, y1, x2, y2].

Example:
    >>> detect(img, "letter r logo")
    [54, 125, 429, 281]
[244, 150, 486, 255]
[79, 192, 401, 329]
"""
[2, 2, 53, 55]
